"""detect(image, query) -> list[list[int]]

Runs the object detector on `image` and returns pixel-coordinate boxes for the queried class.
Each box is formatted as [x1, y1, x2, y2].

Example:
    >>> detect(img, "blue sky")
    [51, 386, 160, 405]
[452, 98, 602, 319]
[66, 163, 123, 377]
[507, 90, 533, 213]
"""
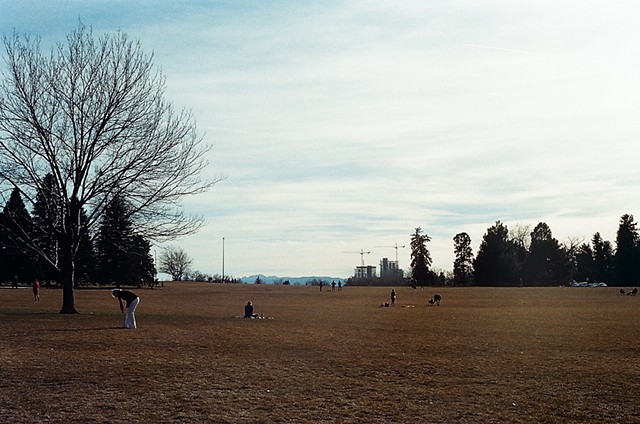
[2, 1, 640, 278]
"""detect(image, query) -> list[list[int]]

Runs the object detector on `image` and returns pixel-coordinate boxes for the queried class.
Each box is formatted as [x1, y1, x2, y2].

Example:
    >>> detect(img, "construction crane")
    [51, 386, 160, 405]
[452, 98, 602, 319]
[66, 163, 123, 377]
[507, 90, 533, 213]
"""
[374, 243, 406, 263]
[343, 249, 371, 266]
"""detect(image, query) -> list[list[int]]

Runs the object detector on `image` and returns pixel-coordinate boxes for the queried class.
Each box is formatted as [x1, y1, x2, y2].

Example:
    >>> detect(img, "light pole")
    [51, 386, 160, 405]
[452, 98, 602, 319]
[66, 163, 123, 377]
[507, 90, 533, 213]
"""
[222, 237, 225, 283]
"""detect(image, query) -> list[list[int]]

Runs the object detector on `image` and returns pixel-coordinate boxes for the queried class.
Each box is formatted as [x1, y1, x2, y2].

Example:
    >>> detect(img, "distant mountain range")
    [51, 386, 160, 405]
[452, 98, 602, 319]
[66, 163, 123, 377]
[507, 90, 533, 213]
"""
[240, 274, 345, 285]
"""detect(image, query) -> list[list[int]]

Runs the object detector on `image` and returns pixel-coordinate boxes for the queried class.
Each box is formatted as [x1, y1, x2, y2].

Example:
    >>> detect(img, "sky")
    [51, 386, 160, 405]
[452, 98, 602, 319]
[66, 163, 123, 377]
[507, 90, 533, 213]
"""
[2, 1, 640, 279]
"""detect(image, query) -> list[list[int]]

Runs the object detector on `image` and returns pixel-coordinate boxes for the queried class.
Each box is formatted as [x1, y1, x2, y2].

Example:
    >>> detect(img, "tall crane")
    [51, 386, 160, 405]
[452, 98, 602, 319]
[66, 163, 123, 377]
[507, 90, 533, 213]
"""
[343, 249, 371, 266]
[374, 243, 406, 263]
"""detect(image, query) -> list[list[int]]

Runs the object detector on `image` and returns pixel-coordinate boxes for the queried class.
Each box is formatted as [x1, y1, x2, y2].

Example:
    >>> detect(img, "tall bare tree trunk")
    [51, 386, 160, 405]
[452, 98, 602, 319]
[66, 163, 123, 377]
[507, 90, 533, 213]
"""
[59, 206, 78, 314]
[59, 248, 78, 314]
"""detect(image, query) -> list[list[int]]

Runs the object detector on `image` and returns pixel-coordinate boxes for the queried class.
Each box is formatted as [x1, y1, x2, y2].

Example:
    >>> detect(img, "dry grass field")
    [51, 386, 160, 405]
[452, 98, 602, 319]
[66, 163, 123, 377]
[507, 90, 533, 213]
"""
[2, 283, 640, 423]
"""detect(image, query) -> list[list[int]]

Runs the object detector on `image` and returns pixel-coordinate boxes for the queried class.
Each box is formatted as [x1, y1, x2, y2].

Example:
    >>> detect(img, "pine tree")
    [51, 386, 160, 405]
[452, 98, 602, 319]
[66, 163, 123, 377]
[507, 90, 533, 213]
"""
[410, 227, 433, 288]
[0, 188, 37, 282]
[592, 232, 614, 284]
[31, 174, 62, 282]
[95, 195, 154, 285]
[473, 221, 521, 286]
[75, 209, 96, 285]
[453, 232, 473, 286]
[614, 214, 640, 285]
[524, 222, 571, 286]
[574, 243, 594, 282]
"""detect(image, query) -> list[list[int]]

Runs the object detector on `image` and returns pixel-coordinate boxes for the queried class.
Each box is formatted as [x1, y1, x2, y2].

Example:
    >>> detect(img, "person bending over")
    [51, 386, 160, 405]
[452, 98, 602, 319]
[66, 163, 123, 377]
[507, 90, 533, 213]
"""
[112, 289, 140, 329]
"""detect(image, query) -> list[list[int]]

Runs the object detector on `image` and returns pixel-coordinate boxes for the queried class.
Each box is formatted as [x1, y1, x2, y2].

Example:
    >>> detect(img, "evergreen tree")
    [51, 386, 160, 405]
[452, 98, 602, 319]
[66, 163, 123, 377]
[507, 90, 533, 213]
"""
[614, 214, 640, 285]
[453, 232, 473, 286]
[31, 174, 62, 282]
[573, 243, 593, 283]
[130, 234, 155, 284]
[410, 227, 433, 287]
[473, 221, 521, 286]
[75, 209, 96, 285]
[523, 222, 571, 286]
[95, 195, 154, 285]
[0, 188, 37, 282]
[592, 232, 614, 284]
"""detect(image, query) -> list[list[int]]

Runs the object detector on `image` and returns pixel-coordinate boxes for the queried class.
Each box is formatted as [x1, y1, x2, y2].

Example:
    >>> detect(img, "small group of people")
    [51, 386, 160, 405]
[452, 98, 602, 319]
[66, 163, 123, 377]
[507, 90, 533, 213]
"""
[385, 288, 442, 307]
[319, 280, 343, 292]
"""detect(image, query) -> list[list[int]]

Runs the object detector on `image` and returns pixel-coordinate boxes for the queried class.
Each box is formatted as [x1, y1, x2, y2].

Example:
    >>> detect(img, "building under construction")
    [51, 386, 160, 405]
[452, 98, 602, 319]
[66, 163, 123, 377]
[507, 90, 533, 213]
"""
[379, 257, 402, 280]
[354, 265, 376, 279]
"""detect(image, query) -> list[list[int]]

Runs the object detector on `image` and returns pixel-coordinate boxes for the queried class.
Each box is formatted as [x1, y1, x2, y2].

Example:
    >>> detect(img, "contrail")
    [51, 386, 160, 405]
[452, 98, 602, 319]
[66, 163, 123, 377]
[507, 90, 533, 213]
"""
[462, 43, 540, 55]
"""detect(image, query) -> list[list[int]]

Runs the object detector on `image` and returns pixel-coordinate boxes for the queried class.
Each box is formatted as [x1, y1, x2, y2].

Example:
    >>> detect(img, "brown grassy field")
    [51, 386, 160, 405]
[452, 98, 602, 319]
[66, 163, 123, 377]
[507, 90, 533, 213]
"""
[2, 283, 640, 423]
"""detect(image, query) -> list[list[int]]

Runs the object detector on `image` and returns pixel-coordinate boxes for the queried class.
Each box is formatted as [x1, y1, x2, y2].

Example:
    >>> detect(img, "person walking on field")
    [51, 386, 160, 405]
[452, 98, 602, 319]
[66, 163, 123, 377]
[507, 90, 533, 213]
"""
[112, 289, 140, 329]
[32, 279, 40, 301]
[390, 289, 397, 306]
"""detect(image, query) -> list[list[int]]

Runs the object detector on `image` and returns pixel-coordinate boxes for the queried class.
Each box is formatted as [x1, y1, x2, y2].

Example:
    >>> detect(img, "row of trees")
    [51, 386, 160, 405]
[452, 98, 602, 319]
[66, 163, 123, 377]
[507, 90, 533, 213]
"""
[410, 214, 640, 287]
[0, 184, 155, 286]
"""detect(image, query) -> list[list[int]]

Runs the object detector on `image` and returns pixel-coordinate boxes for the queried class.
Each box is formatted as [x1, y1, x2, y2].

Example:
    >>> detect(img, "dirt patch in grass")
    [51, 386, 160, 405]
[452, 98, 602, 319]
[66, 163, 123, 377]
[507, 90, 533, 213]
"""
[2, 284, 640, 423]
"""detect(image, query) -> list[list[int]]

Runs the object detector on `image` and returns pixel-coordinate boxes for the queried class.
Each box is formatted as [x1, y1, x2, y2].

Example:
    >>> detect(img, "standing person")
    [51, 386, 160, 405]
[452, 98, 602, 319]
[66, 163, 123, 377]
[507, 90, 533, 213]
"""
[32, 279, 40, 301]
[319, 281, 323, 292]
[331, 281, 336, 291]
[390, 289, 397, 306]
[12, 275, 18, 289]
[112, 289, 140, 329]
[338, 281, 342, 291]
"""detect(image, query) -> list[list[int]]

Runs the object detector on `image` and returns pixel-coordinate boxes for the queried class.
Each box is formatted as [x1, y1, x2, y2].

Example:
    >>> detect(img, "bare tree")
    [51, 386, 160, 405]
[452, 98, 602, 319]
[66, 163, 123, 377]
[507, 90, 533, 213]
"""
[0, 24, 217, 313]
[509, 222, 531, 250]
[158, 246, 192, 282]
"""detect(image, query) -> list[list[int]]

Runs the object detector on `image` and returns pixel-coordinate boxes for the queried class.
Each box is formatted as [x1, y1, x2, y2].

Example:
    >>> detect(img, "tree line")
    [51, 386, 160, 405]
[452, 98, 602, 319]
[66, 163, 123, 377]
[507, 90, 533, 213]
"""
[0, 181, 155, 287]
[410, 214, 640, 287]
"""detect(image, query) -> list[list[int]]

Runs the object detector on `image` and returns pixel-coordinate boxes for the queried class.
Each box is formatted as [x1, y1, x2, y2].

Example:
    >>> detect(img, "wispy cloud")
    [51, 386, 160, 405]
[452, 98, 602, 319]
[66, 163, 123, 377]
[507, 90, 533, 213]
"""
[462, 43, 541, 55]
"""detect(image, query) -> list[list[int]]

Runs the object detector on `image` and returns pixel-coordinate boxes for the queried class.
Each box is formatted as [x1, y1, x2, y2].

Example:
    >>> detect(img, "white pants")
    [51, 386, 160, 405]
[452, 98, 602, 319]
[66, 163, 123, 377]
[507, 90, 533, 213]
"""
[124, 297, 140, 329]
